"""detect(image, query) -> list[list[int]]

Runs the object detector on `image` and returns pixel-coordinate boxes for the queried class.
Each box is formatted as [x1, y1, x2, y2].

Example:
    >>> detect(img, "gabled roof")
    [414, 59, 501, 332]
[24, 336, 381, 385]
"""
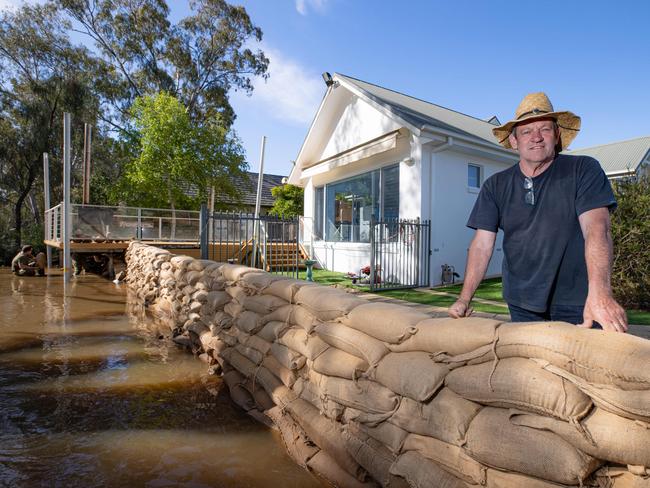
[566, 135, 650, 176]
[335, 73, 502, 146]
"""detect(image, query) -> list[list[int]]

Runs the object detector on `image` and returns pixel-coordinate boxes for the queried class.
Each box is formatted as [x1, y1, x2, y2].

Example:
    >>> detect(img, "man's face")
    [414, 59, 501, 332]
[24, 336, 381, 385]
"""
[508, 118, 559, 165]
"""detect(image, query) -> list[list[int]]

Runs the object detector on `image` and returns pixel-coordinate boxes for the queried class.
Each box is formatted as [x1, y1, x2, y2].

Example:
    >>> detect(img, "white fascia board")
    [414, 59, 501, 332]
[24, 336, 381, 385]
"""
[334, 74, 421, 136]
[421, 124, 519, 161]
[291, 84, 335, 183]
[287, 164, 303, 186]
[301, 130, 400, 179]
[606, 169, 637, 178]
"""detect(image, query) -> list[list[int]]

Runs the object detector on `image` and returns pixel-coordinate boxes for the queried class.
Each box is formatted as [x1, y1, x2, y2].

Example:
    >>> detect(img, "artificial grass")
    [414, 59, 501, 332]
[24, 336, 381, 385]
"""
[436, 277, 505, 302]
[378, 288, 510, 315]
[298, 268, 508, 315]
[297, 268, 649, 324]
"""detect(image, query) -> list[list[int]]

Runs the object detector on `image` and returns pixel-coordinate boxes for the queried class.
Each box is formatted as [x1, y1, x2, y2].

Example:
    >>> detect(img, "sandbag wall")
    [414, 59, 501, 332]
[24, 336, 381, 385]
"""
[125, 242, 650, 488]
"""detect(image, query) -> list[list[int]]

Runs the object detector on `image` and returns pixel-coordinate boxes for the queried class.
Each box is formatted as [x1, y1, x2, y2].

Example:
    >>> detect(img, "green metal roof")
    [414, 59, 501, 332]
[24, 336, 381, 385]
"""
[336, 73, 501, 146]
[566, 135, 650, 176]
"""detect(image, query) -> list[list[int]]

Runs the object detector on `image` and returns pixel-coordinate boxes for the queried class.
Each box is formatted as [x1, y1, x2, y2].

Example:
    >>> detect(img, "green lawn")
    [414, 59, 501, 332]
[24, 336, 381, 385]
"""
[379, 288, 510, 315]
[436, 277, 504, 302]
[298, 269, 509, 315]
[298, 268, 650, 325]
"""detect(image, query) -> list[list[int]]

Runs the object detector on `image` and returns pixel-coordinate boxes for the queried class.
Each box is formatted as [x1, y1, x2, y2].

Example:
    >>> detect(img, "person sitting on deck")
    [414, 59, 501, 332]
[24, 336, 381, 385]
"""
[11, 245, 46, 276]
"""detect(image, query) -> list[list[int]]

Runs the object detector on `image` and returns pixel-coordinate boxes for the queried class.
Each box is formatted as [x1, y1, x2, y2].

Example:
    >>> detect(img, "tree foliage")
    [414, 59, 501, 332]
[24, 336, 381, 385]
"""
[269, 184, 304, 218]
[611, 175, 650, 309]
[123, 91, 246, 210]
[0, 0, 267, 261]
[57, 0, 268, 133]
[0, 3, 100, 249]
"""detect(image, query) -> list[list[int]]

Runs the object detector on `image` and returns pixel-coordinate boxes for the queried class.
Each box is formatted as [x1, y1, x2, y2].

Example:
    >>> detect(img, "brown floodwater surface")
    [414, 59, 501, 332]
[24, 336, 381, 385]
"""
[0, 269, 325, 488]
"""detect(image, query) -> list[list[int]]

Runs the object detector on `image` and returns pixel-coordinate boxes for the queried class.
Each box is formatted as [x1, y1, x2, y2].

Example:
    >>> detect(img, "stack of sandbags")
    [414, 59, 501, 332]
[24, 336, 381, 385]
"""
[435, 322, 650, 488]
[125, 243, 650, 488]
[124, 241, 172, 304]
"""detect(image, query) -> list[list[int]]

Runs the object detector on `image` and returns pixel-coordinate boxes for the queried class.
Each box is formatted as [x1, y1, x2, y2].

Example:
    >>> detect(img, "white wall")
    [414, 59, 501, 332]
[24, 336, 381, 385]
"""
[320, 97, 401, 161]
[426, 146, 512, 285]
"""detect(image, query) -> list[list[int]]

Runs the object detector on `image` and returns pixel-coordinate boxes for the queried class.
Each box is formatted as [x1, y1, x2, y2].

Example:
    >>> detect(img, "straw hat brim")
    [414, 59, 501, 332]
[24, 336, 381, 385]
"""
[492, 110, 581, 150]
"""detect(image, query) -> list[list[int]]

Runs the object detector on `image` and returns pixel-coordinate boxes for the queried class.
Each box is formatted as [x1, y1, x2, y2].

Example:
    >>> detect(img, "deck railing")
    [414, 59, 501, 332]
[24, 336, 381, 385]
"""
[44, 204, 201, 243]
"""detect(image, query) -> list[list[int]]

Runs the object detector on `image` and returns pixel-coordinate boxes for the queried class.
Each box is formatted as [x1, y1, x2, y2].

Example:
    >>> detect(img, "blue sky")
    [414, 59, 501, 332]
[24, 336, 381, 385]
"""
[3, 0, 649, 177]
[214, 0, 650, 177]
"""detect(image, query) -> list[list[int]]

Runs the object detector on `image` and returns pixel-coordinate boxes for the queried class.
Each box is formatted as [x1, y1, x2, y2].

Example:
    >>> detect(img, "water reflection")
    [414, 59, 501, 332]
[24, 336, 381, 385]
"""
[0, 269, 324, 487]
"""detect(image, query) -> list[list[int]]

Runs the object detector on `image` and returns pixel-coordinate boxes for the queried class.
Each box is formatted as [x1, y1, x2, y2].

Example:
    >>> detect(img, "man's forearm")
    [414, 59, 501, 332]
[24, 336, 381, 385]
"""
[584, 223, 614, 297]
[459, 238, 494, 303]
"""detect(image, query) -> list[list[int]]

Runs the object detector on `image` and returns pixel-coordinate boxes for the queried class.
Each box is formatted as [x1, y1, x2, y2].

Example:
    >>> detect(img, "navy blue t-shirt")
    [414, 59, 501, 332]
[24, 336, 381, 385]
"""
[467, 154, 616, 312]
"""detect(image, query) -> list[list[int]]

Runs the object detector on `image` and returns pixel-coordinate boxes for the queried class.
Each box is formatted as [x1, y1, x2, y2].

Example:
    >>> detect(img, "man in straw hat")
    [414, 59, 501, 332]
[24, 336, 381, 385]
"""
[448, 92, 627, 333]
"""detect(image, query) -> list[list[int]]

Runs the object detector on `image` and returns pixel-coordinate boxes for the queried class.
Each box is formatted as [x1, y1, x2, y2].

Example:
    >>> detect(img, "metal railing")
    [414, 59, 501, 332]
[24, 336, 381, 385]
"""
[201, 210, 300, 277]
[369, 217, 431, 291]
[44, 203, 63, 242]
[44, 203, 201, 243]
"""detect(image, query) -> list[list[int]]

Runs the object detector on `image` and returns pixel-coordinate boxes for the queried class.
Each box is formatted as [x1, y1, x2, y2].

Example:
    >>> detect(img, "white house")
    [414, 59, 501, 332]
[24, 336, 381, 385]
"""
[288, 73, 520, 285]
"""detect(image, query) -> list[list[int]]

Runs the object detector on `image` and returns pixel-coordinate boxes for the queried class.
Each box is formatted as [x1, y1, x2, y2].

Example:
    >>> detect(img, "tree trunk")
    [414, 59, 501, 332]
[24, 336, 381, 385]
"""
[13, 166, 37, 248]
[28, 191, 41, 225]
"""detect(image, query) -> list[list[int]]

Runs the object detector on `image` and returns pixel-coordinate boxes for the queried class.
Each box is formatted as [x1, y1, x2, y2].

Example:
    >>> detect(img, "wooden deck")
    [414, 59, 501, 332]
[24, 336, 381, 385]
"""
[45, 240, 310, 269]
[45, 239, 201, 254]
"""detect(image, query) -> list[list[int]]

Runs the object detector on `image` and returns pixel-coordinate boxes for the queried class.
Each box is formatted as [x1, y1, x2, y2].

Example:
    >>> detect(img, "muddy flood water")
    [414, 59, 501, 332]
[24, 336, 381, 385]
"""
[0, 269, 326, 488]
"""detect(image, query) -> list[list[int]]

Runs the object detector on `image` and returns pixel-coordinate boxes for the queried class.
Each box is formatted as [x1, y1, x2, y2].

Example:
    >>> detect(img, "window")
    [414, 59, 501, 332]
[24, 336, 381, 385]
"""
[313, 165, 399, 243]
[314, 186, 324, 240]
[468, 164, 482, 189]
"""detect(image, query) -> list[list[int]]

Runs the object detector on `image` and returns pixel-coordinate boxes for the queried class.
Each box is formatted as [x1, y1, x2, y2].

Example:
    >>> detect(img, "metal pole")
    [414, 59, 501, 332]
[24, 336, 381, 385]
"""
[82, 124, 88, 204]
[136, 208, 142, 240]
[369, 216, 376, 291]
[63, 113, 72, 282]
[43, 153, 52, 270]
[209, 186, 215, 244]
[86, 125, 92, 204]
[200, 204, 208, 260]
[252, 136, 266, 267]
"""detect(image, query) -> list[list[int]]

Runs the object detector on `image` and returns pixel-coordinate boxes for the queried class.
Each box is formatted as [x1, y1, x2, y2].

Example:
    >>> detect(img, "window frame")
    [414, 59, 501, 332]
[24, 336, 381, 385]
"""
[313, 163, 399, 243]
[467, 163, 483, 192]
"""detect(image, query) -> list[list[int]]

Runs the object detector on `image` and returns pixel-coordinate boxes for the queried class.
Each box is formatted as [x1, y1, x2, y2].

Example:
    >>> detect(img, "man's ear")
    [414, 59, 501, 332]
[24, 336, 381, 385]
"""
[508, 131, 518, 150]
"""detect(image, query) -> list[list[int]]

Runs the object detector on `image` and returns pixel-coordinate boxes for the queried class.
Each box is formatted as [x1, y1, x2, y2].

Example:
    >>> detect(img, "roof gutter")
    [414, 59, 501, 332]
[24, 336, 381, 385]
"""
[430, 136, 454, 153]
[421, 124, 519, 161]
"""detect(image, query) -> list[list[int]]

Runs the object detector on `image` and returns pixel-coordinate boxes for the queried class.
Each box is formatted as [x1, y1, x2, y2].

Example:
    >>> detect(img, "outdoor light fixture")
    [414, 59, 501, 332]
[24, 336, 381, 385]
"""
[401, 157, 415, 166]
[322, 72, 334, 87]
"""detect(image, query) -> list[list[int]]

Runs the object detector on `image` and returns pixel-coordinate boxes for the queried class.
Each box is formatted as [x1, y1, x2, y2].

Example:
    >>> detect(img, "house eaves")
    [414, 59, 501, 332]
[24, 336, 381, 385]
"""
[334, 73, 509, 151]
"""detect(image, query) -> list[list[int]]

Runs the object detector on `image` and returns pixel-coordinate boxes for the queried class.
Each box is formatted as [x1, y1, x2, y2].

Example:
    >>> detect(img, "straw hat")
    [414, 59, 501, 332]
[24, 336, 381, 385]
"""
[492, 92, 581, 150]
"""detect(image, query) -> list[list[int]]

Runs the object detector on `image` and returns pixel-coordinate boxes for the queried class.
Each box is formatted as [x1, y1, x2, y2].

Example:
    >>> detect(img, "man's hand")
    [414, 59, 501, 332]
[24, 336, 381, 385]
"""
[448, 298, 473, 319]
[579, 293, 628, 333]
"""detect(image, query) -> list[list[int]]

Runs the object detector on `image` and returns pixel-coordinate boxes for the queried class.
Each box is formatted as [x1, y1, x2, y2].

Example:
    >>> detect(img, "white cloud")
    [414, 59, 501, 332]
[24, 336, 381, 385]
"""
[295, 0, 329, 16]
[0, 0, 19, 10]
[0, 0, 43, 11]
[238, 45, 323, 126]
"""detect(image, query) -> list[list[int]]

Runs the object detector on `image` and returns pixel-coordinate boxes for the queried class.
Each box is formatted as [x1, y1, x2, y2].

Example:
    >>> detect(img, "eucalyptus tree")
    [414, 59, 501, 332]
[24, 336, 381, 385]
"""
[0, 3, 100, 249]
[57, 0, 269, 134]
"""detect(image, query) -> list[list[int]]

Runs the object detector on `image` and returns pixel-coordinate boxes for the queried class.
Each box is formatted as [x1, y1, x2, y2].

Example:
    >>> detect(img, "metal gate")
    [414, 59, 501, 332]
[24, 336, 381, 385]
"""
[369, 217, 431, 291]
[200, 206, 300, 277]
